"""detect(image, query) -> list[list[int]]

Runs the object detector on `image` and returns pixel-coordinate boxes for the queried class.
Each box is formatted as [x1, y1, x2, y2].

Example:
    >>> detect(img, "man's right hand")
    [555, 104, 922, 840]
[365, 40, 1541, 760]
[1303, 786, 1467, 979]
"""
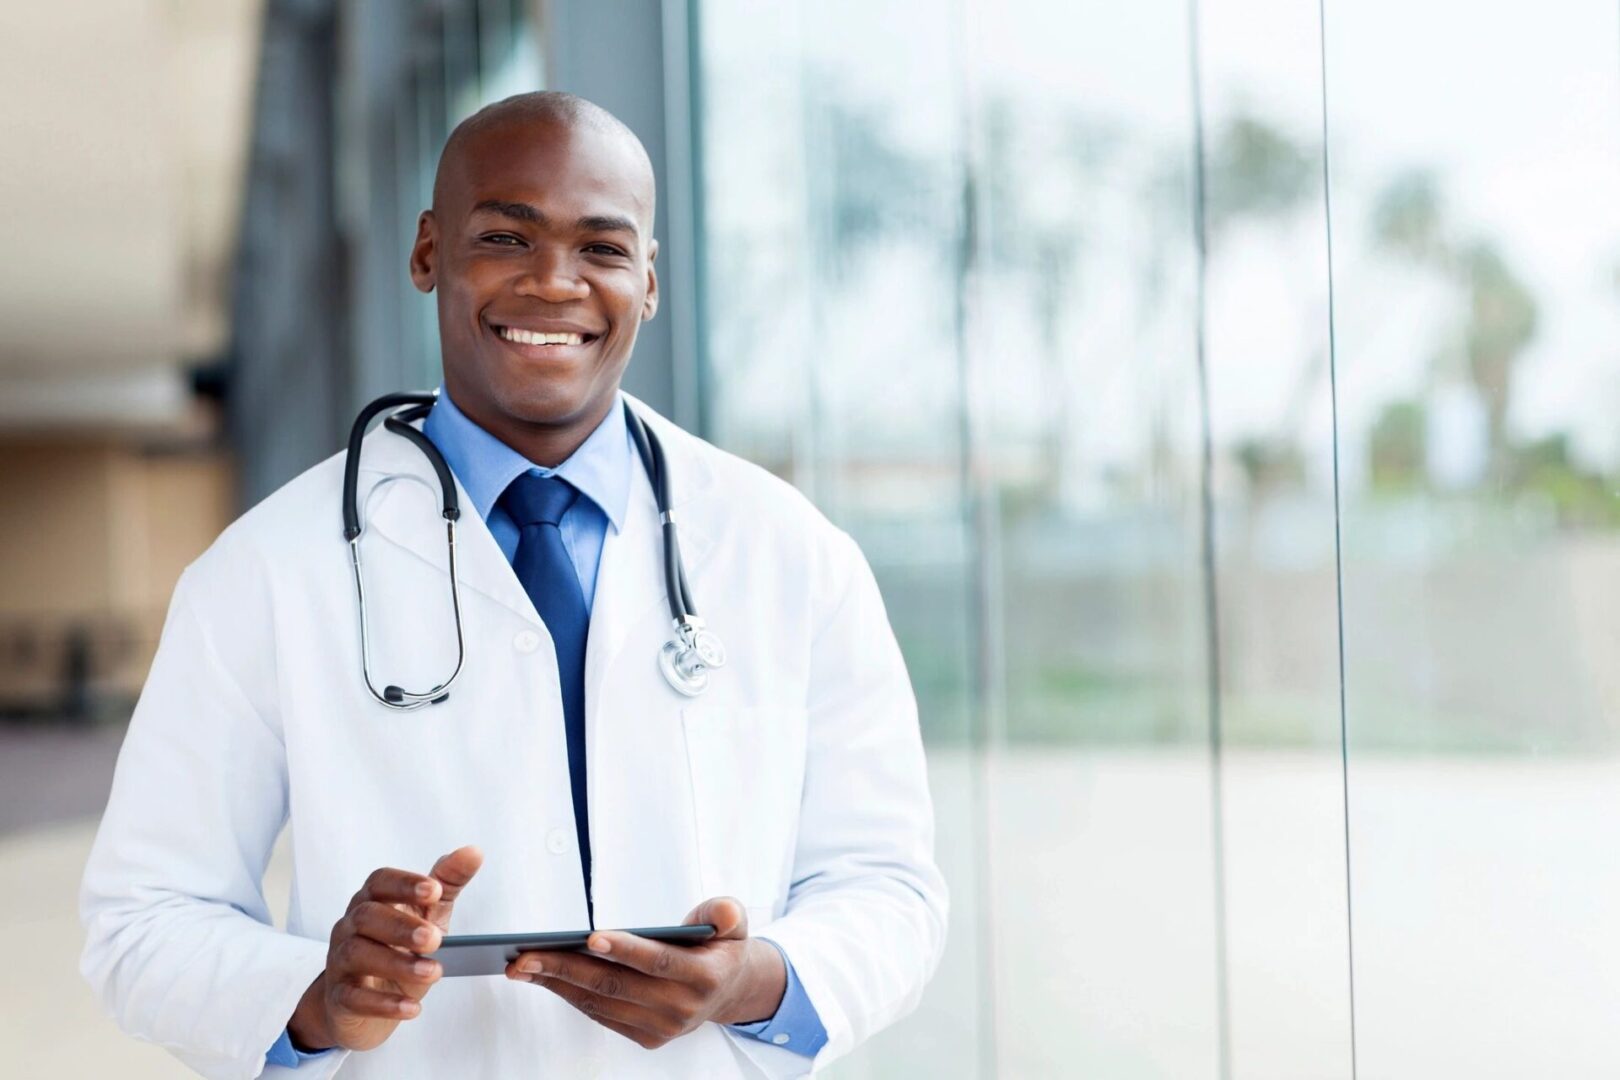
[288, 845, 484, 1053]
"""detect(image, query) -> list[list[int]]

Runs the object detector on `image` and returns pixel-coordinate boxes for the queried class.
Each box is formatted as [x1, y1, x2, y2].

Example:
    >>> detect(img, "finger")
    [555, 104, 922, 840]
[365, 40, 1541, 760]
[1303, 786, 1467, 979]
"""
[330, 982, 422, 1021]
[509, 951, 671, 1006]
[425, 845, 484, 928]
[685, 896, 747, 940]
[429, 846, 483, 902]
[584, 930, 704, 983]
[347, 899, 442, 952]
[524, 974, 682, 1042]
[595, 1014, 673, 1051]
[351, 867, 442, 908]
[538, 978, 678, 1048]
[332, 934, 442, 988]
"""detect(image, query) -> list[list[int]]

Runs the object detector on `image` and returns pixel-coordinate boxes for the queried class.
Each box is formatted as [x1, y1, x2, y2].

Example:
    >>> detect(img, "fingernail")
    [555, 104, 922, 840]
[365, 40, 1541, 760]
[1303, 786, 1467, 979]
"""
[413, 959, 437, 978]
[415, 881, 437, 902]
[517, 957, 543, 975]
[588, 935, 611, 954]
[413, 927, 434, 948]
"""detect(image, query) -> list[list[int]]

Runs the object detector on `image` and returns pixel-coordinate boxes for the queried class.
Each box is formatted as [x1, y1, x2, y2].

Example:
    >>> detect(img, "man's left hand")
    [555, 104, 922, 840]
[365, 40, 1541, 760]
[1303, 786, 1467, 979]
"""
[505, 897, 787, 1050]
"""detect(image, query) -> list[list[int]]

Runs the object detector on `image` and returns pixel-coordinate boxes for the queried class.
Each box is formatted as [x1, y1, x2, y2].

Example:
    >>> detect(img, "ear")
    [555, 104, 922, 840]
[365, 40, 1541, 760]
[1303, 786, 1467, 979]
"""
[641, 239, 660, 322]
[409, 211, 438, 293]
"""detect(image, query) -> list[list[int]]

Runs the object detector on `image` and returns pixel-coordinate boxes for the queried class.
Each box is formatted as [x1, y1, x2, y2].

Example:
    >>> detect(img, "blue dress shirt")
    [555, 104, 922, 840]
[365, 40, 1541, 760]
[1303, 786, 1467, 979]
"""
[266, 388, 824, 1067]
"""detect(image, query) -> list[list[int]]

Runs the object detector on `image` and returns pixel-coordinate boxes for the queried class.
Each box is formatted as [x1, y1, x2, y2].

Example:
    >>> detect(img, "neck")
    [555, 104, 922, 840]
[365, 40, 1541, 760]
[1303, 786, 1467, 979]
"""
[446, 384, 617, 469]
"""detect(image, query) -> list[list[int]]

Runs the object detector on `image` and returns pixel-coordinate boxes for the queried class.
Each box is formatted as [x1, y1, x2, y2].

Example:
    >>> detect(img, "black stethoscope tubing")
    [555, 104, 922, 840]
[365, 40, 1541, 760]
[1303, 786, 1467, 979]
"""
[341, 390, 714, 710]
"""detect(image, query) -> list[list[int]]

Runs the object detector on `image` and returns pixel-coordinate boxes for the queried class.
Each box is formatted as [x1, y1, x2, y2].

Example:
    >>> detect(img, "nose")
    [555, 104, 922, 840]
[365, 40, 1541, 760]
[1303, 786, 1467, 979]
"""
[514, 248, 590, 303]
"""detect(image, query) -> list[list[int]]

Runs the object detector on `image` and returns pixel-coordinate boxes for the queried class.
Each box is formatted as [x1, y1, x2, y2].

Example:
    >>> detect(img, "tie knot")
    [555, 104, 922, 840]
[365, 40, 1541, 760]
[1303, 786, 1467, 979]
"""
[500, 472, 579, 528]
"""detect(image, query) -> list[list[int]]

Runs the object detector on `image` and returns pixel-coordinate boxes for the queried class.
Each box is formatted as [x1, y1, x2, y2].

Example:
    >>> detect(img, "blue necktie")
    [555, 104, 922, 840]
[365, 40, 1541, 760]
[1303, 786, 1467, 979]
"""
[499, 473, 593, 917]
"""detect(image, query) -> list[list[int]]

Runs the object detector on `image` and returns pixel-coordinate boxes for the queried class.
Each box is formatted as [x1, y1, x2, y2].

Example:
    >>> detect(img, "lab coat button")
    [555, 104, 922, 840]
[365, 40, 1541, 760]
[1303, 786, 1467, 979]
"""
[545, 827, 569, 854]
[771, 1033, 790, 1045]
[513, 630, 541, 654]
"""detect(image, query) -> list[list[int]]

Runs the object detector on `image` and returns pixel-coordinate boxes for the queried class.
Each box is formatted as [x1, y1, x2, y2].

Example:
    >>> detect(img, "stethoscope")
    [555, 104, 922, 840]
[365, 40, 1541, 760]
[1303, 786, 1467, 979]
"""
[341, 390, 727, 710]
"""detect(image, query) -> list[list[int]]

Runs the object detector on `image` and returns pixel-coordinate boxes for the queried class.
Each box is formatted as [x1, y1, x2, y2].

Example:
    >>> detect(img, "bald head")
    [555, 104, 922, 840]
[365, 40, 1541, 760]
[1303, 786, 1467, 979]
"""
[431, 91, 656, 229]
[409, 90, 661, 468]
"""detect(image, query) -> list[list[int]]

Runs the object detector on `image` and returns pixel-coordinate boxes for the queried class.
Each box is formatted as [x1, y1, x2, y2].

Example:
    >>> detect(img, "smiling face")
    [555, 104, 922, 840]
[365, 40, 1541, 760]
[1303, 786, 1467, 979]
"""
[409, 112, 658, 465]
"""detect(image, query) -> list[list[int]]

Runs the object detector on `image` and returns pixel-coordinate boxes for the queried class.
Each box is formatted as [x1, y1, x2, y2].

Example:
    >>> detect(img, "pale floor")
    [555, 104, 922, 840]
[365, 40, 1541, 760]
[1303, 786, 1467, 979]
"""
[9, 746, 1620, 1078]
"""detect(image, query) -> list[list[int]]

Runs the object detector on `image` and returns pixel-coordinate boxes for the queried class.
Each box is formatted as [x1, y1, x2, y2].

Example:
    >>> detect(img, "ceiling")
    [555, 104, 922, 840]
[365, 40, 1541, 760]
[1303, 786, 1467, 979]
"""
[0, 0, 263, 431]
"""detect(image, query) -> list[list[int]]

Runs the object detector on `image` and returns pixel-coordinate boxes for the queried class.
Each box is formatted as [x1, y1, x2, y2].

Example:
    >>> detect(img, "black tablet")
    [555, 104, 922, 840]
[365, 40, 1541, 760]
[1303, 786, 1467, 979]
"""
[428, 924, 717, 977]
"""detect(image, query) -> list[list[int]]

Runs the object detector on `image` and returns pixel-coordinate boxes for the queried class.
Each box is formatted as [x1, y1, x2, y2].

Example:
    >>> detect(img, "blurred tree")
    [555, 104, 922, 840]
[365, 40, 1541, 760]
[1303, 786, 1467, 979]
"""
[1205, 113, 1316, 234]
[1369, 169, 1448, 264]
[1460, 241, 1537, 474]
[976, 94, 1104, 506]
[1368, 400, 1427, 490]
[820, 98, 940, 271]
[1201, 113, 1322, 496]
[1368, 169, 1540, 482]
[1234, 436, 1308, 495]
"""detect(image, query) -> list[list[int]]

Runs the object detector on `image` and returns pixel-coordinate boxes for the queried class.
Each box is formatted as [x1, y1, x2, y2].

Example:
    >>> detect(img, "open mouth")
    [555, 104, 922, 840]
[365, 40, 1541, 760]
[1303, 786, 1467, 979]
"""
[492, 324, 601, 348]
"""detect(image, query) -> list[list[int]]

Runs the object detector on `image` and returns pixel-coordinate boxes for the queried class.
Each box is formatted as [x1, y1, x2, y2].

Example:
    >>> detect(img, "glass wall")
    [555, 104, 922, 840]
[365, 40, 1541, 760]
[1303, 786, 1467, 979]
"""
[696, 1, 1221, 1075]
[1198, 0, 1354, 1076]
[690, 0, 1620, 1076]
[1327, 2, 1620, 1075]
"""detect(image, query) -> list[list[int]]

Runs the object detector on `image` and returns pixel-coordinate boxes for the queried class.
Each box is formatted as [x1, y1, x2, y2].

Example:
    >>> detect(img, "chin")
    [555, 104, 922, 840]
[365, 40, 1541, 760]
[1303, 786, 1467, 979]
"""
[490, 375, 602, 427]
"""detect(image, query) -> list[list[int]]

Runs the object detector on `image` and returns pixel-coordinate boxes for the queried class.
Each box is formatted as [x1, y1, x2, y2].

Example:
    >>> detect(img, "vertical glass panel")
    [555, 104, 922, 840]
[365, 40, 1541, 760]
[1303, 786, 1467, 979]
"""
[698, 1, 1232, 1074]
[695, 3, 986, 1076]
[477, 0, 543, 105]
[1196, 0, 1355, 1075]
[406, 17, 447, 385]
[1326, 1, 1620, 1073]
[965, 0, 1220, 1075]
[691, 6, 815, 480]
[443, 3, 481, 127]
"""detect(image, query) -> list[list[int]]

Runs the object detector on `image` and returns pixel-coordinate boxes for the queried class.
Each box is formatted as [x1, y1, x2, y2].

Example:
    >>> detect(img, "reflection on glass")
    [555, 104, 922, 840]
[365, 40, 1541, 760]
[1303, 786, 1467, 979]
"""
[1327, 1, 1620, 1074]
[699, 0, 1228, 1075]
[966, 2, 1223, 1075]
[691, 0, 1620, 1075]
[697, 3, 986, 1076]
[1197, 0, 1354, 1075]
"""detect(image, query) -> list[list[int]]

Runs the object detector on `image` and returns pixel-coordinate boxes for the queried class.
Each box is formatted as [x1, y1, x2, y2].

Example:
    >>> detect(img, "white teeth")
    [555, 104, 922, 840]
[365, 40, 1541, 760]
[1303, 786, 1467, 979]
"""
[499, 327, 585, 346]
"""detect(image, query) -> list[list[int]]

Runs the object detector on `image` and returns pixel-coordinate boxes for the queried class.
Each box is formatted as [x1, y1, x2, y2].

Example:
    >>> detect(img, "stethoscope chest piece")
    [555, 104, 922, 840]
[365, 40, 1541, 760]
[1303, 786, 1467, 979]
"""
[659, 619, 727, 697]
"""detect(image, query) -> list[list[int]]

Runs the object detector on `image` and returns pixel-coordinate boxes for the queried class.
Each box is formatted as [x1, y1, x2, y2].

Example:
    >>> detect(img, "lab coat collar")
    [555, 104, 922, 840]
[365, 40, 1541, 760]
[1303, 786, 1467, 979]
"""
[355, 392, 716, 638]
[422, 386, 632, 536]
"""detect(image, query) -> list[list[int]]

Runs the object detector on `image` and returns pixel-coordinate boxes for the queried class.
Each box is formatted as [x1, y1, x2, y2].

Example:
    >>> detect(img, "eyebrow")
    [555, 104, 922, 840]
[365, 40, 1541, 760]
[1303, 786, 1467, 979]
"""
[470, 200, 639, 239]
[472, 199, 544, 223]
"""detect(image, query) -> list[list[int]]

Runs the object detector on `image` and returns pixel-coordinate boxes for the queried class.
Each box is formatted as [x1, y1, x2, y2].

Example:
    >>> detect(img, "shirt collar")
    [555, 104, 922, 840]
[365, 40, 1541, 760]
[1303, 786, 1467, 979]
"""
[422, 385, 632, 534]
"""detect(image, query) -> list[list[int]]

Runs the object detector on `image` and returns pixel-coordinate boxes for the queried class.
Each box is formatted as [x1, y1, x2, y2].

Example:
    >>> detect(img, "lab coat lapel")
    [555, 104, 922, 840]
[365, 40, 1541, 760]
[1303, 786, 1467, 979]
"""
[583, 397, 717, 707]
[358, 424, 540, 626]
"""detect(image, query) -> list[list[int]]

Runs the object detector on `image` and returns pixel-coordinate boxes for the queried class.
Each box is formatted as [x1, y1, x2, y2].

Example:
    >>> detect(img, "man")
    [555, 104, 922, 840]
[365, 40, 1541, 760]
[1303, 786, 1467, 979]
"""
[80, 92, 946, 1078]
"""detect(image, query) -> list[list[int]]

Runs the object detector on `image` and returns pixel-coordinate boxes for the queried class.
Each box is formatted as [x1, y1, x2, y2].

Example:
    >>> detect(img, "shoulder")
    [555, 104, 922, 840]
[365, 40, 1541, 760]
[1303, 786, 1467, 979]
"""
[182, 444, 350, 593]
[640, 413, 870, 614]
[647, 412, 850, 546]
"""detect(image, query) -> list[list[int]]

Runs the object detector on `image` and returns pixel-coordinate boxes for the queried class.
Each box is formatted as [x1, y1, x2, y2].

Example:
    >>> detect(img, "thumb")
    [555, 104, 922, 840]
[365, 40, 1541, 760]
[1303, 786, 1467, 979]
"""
[686, 896, 747, 940]
[424, 845, 483, 928]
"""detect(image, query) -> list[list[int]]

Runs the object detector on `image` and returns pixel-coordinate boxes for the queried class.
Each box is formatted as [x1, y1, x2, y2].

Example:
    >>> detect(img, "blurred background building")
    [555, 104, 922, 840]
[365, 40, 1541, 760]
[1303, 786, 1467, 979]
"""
[5, 0, 1620, 1076]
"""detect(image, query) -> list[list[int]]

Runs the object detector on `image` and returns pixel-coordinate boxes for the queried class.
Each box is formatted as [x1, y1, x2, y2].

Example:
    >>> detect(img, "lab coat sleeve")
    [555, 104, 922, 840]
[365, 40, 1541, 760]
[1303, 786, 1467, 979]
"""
[79, 563, 345, 1080]
[734, 528, 949, 1075]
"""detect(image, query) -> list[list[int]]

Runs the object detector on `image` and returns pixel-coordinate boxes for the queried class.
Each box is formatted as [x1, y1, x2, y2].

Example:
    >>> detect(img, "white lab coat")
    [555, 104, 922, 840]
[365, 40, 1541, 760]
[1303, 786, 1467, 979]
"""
[79, 396, 947, 1079]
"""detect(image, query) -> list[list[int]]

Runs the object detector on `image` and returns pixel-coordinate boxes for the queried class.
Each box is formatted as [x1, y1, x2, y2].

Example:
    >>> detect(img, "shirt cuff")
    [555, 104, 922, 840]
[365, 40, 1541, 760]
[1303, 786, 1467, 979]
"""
[726, 938, 830, 1058]
[266, 1028, 337, 1068]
